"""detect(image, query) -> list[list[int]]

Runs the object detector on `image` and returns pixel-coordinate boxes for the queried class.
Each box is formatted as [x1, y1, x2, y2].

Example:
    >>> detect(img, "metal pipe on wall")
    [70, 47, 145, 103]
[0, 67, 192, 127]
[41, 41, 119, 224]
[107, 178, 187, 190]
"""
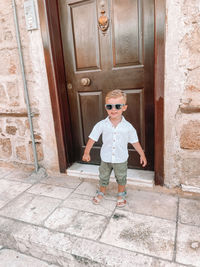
[12, 0, 39, 172]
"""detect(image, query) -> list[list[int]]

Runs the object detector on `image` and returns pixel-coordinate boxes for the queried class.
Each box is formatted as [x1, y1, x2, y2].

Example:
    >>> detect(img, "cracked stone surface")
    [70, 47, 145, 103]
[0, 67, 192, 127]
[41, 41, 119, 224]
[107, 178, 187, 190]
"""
[179, 198, 200, 226]
[0, 169, 199, 266]
[176, 223, 200, 266]
[41, 175, 82, 189]
[0, 193, 61, 224]
[0, 179, 32, 209]
[27, 183, 74, 200]
[44, 207, 108, 240]
[0, 249, 59, 267]
[100, 209, 176, 260]
[124, 189, 178, 220]
[61, 193, 116, 217]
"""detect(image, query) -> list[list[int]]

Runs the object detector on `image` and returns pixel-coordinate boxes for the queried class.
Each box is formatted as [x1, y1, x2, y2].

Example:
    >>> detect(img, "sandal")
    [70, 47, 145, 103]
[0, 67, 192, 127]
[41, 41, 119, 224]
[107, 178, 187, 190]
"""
[92, 190, 104, 205]
[117, 191, 127, 208]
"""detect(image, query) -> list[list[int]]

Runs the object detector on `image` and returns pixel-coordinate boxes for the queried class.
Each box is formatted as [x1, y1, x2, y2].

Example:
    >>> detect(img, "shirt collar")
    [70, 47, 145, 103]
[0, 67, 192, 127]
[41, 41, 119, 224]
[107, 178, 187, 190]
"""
[105, 116, 126, 125]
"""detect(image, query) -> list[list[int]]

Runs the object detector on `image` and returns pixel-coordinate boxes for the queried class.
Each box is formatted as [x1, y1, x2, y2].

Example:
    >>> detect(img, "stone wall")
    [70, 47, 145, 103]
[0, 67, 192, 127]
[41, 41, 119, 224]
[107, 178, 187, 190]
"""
[165, 0, 200, 190]
[0, 0, 199, 189]
[0, 0, 59, 171]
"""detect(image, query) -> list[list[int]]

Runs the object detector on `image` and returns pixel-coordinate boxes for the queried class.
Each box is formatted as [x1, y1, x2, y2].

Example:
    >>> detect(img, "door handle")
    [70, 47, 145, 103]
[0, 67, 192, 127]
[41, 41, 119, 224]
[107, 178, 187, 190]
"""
[80, 78, 91, 86]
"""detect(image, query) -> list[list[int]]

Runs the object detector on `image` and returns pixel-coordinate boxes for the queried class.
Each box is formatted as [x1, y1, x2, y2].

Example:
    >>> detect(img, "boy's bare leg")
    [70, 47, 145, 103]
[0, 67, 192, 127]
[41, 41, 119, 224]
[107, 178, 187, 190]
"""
[118, 184, 126, 199]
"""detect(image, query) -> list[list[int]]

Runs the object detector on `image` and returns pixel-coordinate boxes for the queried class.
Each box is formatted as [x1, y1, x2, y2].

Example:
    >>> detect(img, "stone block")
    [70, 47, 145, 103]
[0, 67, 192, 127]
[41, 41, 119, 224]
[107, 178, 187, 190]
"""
[180, 157, 200, 188]
[29, 142, 44, 161]
[100, 209, 176, 260]
[0, 83, 8, 105]
[186, 68, 200, 92]
[182, 0, 200, 24]
[180, 121, 200, 149]
[0, 249, 58, 267]
[123, 189, 178, 221]
[6, 81, 20, 106]
[0, 49, 18, 75]
[182, 27, 200, 69]
[0, 179, 32, 209]
[0, 138, 12, 158]
[27, 183, 73, 199]
[44, 207, 107, 240]
[41, 175, 82, 189]
[179, 198, 200, 227]
[176, 223, 200, 266]
[15, 119, 27, 136]
[62, 193, 116, 217]
[181, 158, 200, 178]
[0, 193, 62, 225]
[6, 126, 17, 135]
[16, 145, 27, 161]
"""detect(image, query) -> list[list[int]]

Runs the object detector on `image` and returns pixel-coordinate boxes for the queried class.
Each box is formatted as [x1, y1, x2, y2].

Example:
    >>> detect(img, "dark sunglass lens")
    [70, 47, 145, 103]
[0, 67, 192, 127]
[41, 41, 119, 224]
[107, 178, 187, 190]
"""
[106, 104, 112, 110]
[115, 104, 122, 110]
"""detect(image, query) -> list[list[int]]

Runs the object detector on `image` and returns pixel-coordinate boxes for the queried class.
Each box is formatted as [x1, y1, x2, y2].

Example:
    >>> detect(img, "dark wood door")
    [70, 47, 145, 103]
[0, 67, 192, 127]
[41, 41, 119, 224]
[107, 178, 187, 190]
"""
[58, 0, 154, 170]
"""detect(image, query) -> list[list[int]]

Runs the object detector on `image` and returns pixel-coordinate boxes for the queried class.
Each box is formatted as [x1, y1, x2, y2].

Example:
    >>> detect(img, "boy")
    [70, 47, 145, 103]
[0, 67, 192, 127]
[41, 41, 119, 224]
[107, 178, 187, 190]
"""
[82, 89, 147, 207]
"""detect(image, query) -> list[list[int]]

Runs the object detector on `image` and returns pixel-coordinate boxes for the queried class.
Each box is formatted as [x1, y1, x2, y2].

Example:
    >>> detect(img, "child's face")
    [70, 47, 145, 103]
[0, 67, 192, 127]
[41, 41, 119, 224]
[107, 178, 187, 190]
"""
[105, 96, 127, 120]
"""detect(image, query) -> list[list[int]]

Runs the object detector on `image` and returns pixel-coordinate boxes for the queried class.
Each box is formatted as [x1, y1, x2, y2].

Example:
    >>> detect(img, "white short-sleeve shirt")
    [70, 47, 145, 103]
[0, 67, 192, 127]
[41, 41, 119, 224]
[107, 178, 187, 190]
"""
[89, 116, 138, 163]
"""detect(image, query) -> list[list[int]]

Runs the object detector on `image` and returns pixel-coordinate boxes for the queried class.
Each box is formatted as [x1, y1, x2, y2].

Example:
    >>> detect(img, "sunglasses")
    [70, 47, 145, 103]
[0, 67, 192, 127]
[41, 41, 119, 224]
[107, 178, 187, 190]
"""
[105, 104, 125, 110]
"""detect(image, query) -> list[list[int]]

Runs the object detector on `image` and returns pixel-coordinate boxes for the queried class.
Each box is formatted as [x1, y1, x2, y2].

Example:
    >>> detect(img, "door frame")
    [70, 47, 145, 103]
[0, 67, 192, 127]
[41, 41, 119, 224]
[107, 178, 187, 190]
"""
[38, 0, 165, 185]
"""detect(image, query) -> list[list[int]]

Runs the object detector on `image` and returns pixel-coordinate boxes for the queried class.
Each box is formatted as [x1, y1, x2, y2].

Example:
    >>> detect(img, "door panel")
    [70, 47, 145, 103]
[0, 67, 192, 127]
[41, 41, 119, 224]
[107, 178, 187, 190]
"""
[112, 0, 141, 66]
[70, 1, 100, 70]
[59, 0, 154, 170]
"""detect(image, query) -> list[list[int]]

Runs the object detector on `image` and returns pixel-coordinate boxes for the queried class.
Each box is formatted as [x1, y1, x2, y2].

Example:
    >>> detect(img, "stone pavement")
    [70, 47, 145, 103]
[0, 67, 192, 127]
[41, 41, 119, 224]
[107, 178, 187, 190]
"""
[0, 168, 200, 267]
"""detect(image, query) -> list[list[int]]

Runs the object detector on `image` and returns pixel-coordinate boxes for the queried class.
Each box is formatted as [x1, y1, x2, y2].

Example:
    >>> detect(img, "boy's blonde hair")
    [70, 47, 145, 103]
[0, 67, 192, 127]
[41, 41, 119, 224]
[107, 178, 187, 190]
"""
[105, 89, 127, 103]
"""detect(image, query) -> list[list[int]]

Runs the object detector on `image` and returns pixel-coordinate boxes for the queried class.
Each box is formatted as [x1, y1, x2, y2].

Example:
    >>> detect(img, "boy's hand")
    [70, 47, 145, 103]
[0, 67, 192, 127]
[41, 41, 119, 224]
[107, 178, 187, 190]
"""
[82, 153, 91, 162]
[140, 155, 147, 167]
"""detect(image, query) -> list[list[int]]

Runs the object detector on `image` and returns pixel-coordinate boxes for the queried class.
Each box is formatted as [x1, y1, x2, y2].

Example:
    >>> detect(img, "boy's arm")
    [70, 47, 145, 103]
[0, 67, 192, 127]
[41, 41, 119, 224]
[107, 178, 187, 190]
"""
[82, 138, 95, 162]
[132, 142, 147, 167]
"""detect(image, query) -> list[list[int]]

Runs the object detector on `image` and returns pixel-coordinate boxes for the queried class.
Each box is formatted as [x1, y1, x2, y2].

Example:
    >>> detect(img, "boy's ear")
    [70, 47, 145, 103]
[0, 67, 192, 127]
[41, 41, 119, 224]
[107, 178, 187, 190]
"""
[123, 105, 128, 111]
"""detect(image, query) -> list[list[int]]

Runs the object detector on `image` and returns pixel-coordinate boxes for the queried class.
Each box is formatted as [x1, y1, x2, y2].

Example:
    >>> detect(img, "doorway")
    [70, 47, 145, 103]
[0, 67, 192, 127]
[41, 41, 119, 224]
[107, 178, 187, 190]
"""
[38, 0, 165, 185]
[58, 0, 154, 170]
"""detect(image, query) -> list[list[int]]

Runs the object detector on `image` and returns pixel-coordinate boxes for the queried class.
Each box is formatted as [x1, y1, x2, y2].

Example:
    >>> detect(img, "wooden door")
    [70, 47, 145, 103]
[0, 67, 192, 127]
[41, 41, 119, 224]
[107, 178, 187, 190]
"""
[58, 0, 154, 170]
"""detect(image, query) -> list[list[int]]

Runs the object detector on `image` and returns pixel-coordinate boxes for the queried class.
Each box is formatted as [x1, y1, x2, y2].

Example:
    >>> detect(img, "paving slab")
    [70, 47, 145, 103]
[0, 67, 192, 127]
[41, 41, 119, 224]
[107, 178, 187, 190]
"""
[100, 209, 176, 261]
[0, 168, 13, 179]
[0, 249, 59, 267]
[27, 183, 73, 200]
[62, 193, 116, 217]
[0, 179, 32, 209]
[0, 193, 61, 225]
[0, 217, 77, 266]
[73, 181, 117, 201]
[176, 223, 200, 267]
[124, 189, 178, 221]
[44, 207, 107, 240]
[72, 238, 185, 267]
[179, 198, 200, 226]
[41, 175, 82, 189]
[2, 170, 33, 182]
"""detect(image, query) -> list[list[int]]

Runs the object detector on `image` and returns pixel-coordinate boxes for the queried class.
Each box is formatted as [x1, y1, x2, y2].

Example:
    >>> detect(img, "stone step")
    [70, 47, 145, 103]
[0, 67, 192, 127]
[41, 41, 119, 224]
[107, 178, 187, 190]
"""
[0, 216, 177, 267]
[67, 163, 154, 188]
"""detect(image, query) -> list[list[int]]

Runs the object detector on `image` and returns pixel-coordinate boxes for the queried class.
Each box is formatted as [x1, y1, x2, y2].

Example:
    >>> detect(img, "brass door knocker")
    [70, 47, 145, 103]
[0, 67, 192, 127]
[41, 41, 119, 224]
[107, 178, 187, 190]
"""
[98, 9, 109, 33]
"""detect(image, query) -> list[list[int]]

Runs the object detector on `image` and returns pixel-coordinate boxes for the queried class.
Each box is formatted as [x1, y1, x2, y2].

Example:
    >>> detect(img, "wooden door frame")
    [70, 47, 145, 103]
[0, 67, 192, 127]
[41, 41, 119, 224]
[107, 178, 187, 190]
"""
[38, 0, 165, 185]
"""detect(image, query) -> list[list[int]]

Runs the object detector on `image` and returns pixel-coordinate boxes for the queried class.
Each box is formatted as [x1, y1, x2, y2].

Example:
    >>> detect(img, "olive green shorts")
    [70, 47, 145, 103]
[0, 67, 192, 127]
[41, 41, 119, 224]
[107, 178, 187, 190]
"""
[99, 160, 128, 187]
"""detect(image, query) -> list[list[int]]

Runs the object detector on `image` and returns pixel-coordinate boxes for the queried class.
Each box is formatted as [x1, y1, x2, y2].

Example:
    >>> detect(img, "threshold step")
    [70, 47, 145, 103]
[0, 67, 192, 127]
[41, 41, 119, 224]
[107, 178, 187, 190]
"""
[67, 163, 154, 188]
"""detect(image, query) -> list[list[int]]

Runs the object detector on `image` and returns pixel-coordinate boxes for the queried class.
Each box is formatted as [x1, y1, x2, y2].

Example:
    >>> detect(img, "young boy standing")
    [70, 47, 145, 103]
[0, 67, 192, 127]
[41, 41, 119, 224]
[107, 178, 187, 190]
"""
[82, 89, 147, 207]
